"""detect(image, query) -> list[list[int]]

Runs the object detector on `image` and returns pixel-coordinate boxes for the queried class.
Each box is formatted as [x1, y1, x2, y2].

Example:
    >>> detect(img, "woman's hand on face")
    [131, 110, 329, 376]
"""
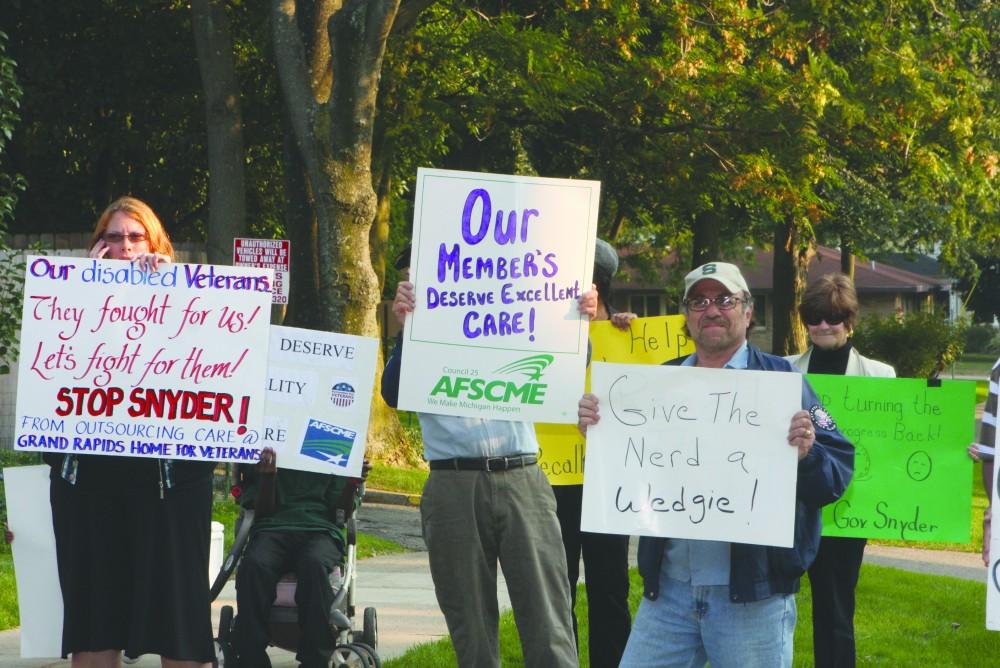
[88, 240, 110, 259]
[132, 252, 171, 272]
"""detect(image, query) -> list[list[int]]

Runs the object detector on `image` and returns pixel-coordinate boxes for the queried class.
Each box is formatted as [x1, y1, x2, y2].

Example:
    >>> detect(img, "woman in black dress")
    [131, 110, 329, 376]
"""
[49, 196, 215, 668]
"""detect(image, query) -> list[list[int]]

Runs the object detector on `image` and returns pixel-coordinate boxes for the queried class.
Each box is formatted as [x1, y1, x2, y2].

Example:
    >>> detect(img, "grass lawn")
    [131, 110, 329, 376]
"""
[368, 463, 428, 496]
[385, 564, 1000, 667]
[0, 555, 16, 631]
[951, 353, 996, 378]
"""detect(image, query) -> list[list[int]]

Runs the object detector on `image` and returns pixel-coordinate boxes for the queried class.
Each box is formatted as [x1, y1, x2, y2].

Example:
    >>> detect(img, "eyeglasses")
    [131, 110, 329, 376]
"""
[103, 232, 148, 244]
[803, 313, 847, 326]
[684, 295, 746, 311]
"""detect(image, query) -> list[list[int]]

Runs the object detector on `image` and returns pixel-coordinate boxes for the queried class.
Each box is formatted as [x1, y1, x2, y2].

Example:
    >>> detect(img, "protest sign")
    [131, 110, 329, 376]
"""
[263, 325, 379, 476]
[14, 256, 272, 464]
[398, 168, 600, 422]
[234, 237, 290, 305]
[580, 363, 801, 547]
[985, 425, 999, 631]
[4, 465, 63, 658]
[538, 315, 695, 485]
[807, 376, 976, 542]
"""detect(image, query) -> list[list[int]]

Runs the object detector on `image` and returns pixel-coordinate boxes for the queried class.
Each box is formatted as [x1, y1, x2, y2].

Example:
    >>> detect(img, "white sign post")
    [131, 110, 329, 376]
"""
[398, 168, 600, 423]
[262, 325, 379, 476]
[4, 465, 63, 658]
[987, 426, 1000, 630]
[14, 256, 272, 464]
[581, 363, 801, 547]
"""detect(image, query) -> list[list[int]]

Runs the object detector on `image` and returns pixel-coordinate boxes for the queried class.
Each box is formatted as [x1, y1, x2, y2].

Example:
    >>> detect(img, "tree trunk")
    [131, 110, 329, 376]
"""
[192, 0, 247, 265]
[840, 237, 855, 280]
[281, 114, 321, 329]
[272, 0, 410, 461]
[771, 218, 812, 355]
[691, 209, 721, 268]
[371, 167, 392, 296]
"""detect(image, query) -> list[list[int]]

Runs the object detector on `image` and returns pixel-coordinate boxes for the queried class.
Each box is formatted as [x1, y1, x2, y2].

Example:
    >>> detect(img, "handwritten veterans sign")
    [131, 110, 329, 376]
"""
[580, 363, 801, 547]
[15, 256, 272, 463]
[263, 325, 378, 477]
[808, 376, 976, 542]
[398, 168, 600, 422]
[538, 315, 695, 485]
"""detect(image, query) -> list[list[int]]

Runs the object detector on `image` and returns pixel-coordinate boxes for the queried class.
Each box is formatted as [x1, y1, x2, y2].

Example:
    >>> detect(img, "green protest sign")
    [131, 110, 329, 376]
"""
[806, 375, 976, 542]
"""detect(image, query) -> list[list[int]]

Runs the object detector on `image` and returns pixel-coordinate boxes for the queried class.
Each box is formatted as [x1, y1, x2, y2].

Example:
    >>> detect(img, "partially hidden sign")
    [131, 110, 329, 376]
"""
[987, 425, 1000, 631]
[15, 256, 272, 463]
[580, 363, 801, 547]
[538, 315, 695, 485]
[808, 375, 976, 542]
[398, 168, 600, 422]
[234, 237, 290, 305]
[263, 325, 378, 477]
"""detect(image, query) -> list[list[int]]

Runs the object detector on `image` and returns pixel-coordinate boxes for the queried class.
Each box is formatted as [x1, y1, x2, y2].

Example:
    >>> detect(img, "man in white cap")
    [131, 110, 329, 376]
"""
[578, 261, 854, 668]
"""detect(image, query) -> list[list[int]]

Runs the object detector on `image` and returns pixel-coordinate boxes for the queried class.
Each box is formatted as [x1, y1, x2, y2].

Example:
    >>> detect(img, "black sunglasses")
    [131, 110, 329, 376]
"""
[803, 313, 847, 326]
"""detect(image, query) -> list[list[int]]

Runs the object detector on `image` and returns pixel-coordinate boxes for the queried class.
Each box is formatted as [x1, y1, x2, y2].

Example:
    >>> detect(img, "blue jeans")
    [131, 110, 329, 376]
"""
[620, 569, 796, 668]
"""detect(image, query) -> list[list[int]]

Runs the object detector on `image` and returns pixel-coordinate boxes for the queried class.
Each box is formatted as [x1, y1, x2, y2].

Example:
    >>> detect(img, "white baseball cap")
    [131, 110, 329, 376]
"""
[683, 262, 750, 299]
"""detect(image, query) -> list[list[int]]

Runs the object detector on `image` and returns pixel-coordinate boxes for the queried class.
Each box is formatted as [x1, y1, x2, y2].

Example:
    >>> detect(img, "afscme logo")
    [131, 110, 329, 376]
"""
[429, 354, 553, 404]
[493, 354, 554, 381]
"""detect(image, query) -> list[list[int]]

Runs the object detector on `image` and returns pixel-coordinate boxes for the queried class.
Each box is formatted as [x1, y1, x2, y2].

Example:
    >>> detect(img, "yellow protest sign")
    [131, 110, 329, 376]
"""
[537, 315, 694, 484]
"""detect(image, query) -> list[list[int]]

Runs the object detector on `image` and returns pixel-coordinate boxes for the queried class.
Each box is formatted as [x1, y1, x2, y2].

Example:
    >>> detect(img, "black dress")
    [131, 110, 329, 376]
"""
[49, 455, 215, 661]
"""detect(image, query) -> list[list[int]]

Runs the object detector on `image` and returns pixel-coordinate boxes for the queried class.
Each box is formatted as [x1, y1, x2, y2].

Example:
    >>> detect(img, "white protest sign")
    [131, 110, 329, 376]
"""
[4, 465, 63, 658]
[398, 168, 600, 423]
[263, 325, 379, 476]
[987, 425, 1000, 630]
[581, 363, 801, 547]
[15, 256, 272, 464]
[234, 238, 290, 305]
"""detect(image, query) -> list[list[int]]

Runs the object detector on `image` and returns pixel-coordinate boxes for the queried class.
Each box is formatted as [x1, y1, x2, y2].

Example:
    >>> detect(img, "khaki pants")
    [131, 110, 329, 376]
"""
[421, 465, 578, 668]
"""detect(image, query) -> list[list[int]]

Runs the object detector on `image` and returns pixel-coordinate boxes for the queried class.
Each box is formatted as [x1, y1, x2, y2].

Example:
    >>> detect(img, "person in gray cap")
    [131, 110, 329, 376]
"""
[550, 238, 634, 668]
[577, 261, 854, 668]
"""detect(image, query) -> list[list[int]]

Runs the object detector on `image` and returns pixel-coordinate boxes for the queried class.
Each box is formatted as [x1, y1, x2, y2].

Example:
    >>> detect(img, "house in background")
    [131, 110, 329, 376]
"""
[611, 245, 960, 353]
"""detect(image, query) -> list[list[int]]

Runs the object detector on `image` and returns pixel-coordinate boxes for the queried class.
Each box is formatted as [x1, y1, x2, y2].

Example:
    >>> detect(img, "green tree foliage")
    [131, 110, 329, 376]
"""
[958, 253, 1000, 324]
[0, 30, 25, 374]
[1, 1, 284, 239]
[853, 311, 968, 379]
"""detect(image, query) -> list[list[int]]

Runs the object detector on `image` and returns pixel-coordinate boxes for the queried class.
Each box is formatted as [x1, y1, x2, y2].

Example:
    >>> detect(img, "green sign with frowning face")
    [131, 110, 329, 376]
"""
[806, 375, 976, 542]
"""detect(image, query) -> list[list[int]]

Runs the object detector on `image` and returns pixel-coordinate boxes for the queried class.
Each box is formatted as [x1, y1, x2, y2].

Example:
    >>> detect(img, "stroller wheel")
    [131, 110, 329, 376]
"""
[331, 643, 371, 668]
[215, 605, 235, 667]
[352, 641, 381, 668]
[362, 606, 378, 650]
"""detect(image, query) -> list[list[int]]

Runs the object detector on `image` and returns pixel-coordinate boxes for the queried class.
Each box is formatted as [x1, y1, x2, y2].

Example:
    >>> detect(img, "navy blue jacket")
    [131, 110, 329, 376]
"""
[636, 345, 854, 603]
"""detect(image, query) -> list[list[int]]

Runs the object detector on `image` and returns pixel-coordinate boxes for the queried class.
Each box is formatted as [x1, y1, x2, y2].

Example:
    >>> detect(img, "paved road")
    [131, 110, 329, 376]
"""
[0, 501, 988, 666]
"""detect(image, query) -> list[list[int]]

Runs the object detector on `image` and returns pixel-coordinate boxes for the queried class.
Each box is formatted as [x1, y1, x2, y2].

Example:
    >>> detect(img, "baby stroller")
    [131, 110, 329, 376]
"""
[209, 484, 380, 668]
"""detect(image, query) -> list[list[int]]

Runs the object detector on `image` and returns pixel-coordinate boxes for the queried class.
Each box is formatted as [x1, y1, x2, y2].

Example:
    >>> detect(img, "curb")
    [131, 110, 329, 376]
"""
[364, 488, 421, 507]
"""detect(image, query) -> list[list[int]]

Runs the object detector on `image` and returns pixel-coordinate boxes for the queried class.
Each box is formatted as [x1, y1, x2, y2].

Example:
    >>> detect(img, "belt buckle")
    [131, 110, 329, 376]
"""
[485, 456, 507, 472]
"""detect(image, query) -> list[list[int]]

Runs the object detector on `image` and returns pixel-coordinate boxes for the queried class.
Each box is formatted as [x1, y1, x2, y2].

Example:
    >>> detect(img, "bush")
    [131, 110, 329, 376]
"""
[853, 311, 967, 379]
[965, 323, 1000, 354]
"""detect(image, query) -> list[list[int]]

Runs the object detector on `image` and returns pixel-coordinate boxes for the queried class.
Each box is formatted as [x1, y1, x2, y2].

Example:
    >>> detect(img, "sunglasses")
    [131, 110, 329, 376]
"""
[103, 232, 148, 244]
[803, 313, 847, 326]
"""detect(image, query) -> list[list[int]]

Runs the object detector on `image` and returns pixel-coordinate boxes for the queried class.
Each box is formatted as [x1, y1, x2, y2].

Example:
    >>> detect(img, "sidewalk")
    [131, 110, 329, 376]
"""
[0, 500, 989, 666]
